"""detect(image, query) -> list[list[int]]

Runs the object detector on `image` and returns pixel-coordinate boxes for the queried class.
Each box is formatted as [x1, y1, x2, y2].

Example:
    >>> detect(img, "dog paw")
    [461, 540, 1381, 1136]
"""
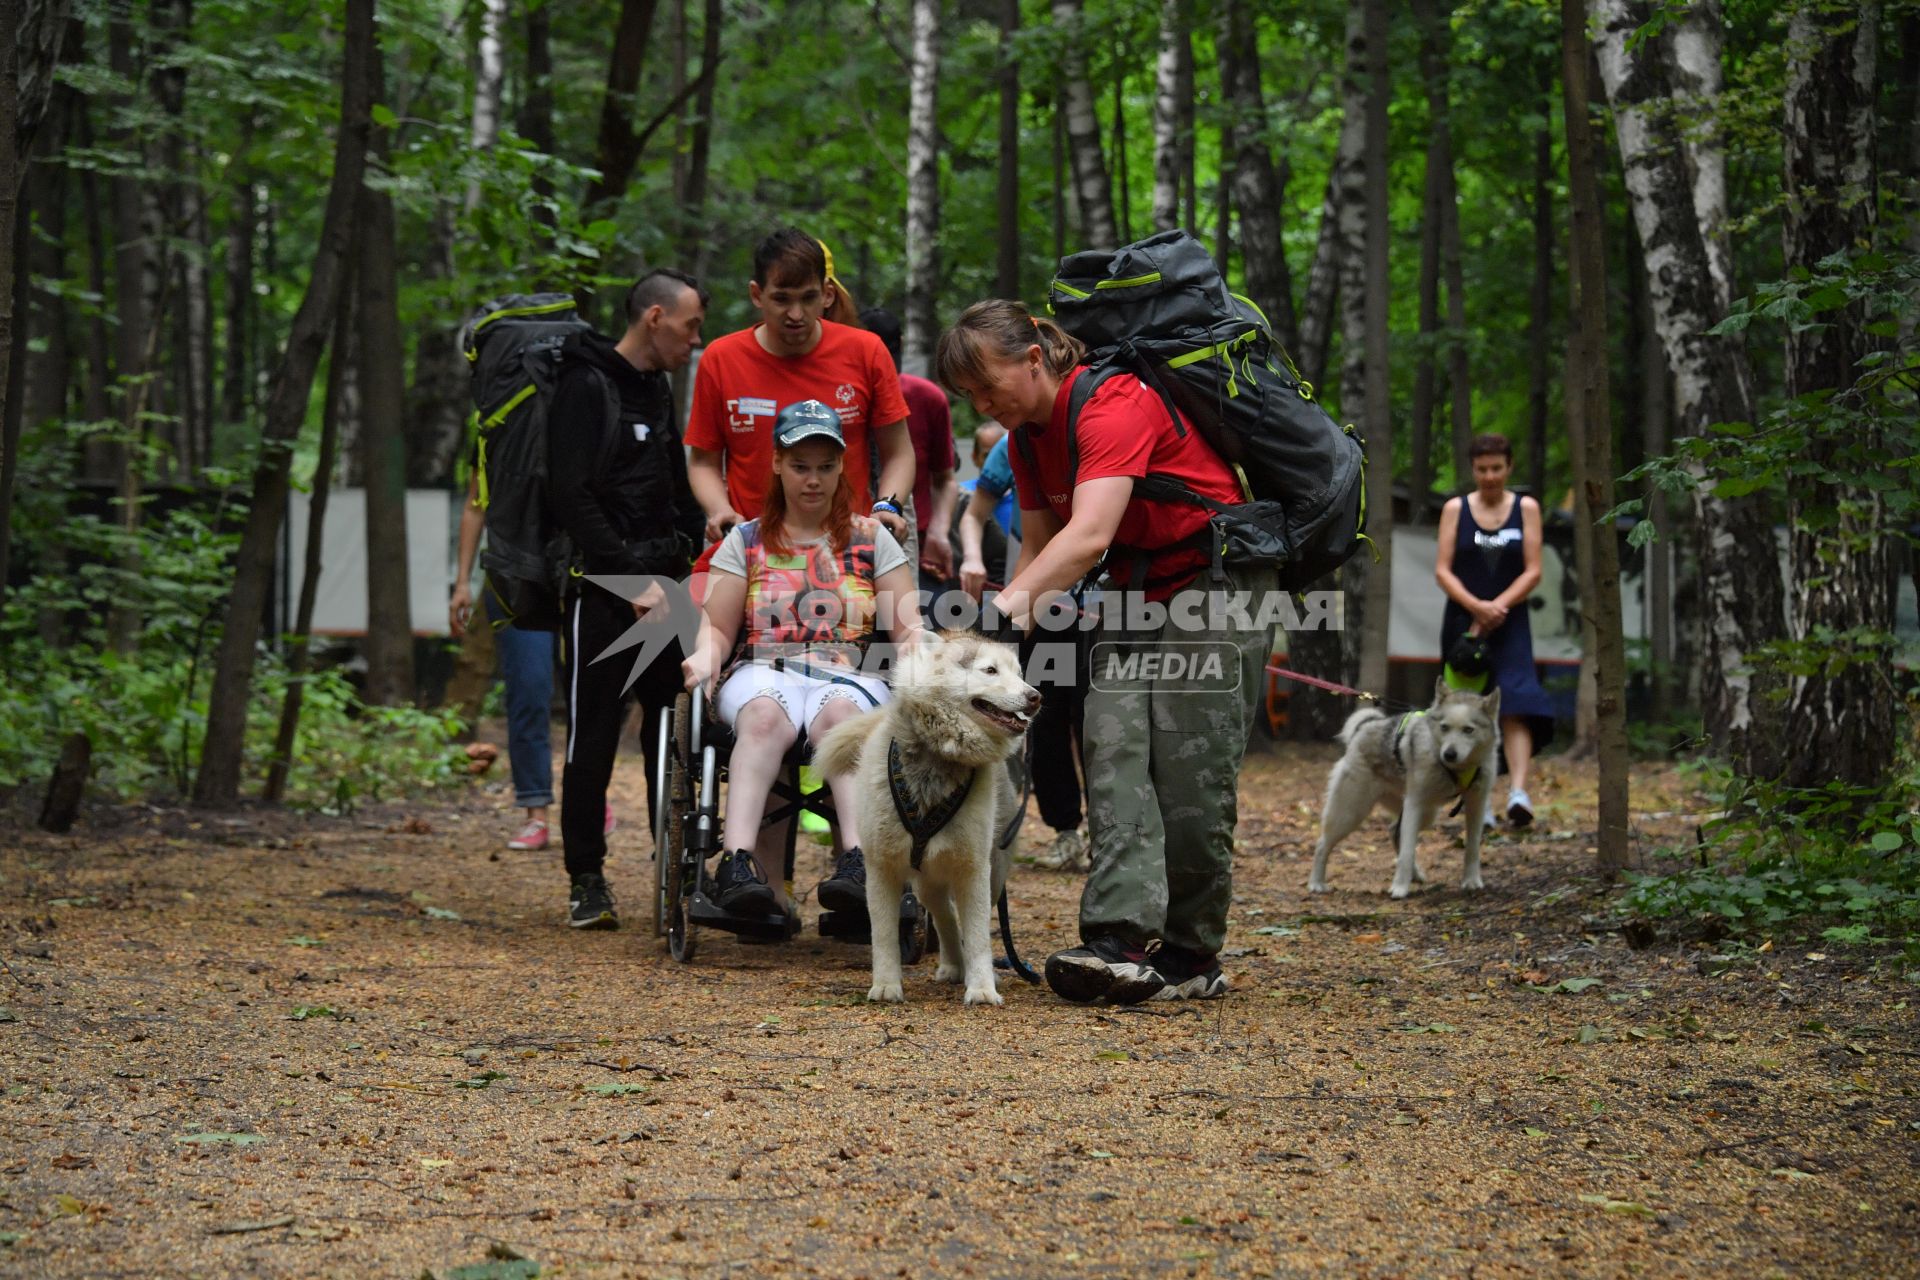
[933, 962, 963, 984]
[1308, 880, 1330, 895]
[1459, 873, 1485, 891]
[1388, 882, 1411, 900]
[866, 982, 905, 1004]
[963, 985, 1004, 1007]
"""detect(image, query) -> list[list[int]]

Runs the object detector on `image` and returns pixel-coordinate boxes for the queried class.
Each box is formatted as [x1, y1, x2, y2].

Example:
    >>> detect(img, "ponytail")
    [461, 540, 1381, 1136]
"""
[933, 299, 1085, 395]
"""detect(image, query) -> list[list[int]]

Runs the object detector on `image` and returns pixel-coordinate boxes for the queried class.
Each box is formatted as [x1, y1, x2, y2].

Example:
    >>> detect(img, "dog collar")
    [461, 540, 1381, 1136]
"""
[886, 738, 975, 870]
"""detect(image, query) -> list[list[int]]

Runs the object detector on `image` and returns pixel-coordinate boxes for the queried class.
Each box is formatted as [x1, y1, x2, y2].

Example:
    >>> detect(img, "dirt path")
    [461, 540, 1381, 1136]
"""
[3, 745, 1916, 1278]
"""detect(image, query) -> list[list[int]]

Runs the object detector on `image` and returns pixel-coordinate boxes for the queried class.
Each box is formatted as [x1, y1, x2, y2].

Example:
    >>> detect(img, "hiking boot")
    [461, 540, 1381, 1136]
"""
[1151, 944, 1229, 1001]
[1032, 827, 1090, 872]
[816, 846, 869, 916]
[1506, 788, 1534, 829]
[508, 819, 550, 851]
[712, 848, 779, 917]
[567, 873, 618, 930]
[1044, 935, 1166, 1005]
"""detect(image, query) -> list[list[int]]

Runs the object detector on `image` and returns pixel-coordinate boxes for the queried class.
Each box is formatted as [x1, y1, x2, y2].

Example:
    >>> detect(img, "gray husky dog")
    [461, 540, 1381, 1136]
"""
[1309, 678, 1502, 899]
[815, 631, 1040, 1006]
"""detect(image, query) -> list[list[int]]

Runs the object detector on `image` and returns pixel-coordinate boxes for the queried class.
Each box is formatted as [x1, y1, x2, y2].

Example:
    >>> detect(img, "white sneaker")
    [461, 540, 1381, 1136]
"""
[1033, 828, 1091, 872]
[1506, 789, 1534, 829]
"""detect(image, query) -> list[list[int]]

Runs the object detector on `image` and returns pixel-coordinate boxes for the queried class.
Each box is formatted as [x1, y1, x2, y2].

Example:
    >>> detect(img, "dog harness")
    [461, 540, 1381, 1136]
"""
[1391, 711, 1479, 795]
[886, 738, 975, 870]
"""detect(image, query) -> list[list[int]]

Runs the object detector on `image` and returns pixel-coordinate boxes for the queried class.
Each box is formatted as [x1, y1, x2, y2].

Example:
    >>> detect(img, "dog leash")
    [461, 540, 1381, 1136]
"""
[1264, 664, 1380, 704]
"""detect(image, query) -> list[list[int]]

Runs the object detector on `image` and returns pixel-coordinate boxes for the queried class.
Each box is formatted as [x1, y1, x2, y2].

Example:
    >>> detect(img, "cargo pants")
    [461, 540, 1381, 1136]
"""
[1076, 563, 1276, 958]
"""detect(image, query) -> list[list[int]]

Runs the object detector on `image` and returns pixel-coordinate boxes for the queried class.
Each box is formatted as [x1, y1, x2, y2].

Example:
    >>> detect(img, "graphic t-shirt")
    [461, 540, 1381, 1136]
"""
[685, 320, 910, 521]
[900, 373, 956, 530]
[1007, 368, 1243, 599]
[709, 515, 909, 665]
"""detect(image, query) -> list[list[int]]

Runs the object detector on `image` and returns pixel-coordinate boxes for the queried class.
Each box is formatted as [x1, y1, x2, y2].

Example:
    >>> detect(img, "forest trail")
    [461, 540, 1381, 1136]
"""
[2, 745, 1914, 1278]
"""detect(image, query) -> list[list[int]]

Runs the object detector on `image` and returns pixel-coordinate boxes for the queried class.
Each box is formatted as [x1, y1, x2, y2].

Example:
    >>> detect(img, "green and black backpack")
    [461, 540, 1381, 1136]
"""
[1042, 229, 1368, 591]
[460, 292, 612, 632]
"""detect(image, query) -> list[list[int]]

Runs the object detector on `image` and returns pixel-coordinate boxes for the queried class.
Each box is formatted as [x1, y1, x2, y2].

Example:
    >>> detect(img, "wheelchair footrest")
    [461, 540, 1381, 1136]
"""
[687, 890, 801, 940]
[818, 892, 921, 944]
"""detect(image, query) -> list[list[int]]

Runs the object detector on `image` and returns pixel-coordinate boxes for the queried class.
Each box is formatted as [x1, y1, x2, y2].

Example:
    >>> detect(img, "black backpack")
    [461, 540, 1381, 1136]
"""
[460, 293, 608, 631]
[1041, 229, 1368, 591]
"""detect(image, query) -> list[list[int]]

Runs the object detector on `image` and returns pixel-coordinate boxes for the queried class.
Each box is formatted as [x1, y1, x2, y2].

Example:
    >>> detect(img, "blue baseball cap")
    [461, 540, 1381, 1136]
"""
[773, 399, 846, 449]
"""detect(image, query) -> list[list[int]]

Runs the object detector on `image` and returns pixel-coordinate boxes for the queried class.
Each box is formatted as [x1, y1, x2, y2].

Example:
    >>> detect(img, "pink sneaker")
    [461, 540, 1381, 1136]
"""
[507, 819, 550, 851]
[604, 804, 617, 837]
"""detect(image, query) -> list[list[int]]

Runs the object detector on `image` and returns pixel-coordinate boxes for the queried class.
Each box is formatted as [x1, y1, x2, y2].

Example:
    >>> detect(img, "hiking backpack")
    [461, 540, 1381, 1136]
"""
[1042, 229, 1368, 591]
[460, 292, 603, 631]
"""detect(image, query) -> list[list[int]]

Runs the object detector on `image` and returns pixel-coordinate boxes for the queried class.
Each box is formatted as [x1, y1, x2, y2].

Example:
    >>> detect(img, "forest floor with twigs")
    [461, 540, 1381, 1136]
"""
[3, 735, 1917, 1279]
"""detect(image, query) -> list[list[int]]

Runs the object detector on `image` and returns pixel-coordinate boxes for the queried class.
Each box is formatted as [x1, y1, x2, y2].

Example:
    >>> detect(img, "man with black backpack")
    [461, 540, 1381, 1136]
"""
[547, 268, 709, 929]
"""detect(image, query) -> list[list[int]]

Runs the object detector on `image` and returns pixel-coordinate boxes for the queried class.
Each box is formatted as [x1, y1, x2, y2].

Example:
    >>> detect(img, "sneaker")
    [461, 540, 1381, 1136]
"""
[508, 819, 550, 851]
[1044, 935, 1166, 1005]
[1152, 945, 1229, 1000]
[816, 846, 869, 916]
[567, 873, 618, 929]
[1032, 827, 1091, 872]
[604, 805, 617, 837]
[712, 849, 779, 917]
[1506, 788, 1534, 829]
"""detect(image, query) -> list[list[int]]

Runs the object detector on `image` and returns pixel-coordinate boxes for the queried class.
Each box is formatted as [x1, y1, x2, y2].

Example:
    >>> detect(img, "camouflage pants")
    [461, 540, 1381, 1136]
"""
[1078, 564, 1276, 957]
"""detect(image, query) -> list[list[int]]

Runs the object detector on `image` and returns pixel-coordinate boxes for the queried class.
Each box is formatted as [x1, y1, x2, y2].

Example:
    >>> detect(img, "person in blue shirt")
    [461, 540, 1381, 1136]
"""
[958, 423, 1087, 873]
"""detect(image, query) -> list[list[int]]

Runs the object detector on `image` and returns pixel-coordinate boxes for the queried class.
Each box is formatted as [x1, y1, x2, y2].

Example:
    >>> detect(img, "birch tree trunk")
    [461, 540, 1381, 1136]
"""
[194, 0, 375, 809]
[1781, 2, 1889, 791]
[358, 35, 415, 708]
[1563, 0, 1630, 873]
[1526, 56, 1553, 501]
[1409, 0, 1445, 512]
[903, 0, 940, 373]
[1151, 0, 1186, 232]
[1053, 0, 1117, 249]
[1176, 10, 1196, 235]
[996, 0, 1020, 297]
[1219, 0, 1297, 355]
[522, 0, 556, 231]
[1670, 2, 1736, 315]
[1592, 0, 1786, 780]
[1299, 1, 1366, 393]
[1356, 0, 1392, 699]
[465, 0, 504, 212]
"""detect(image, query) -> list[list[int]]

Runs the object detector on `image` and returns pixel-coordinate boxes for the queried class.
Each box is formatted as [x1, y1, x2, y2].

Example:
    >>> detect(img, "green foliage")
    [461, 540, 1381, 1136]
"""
[1624, 741, 1920, 960]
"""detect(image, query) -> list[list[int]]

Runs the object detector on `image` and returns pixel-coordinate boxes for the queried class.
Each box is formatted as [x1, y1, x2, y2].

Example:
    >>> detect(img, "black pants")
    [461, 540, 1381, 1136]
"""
[1030, 676, 1085, 833]
[560, 588, 683, 878]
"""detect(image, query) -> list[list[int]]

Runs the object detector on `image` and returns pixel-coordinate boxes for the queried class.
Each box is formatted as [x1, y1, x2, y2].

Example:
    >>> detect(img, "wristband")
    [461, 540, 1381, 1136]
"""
[871, 497, 903, 518]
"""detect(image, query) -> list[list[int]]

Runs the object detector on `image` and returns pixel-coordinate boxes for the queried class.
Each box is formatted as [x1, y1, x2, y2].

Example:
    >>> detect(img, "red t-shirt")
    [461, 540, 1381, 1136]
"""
[900, 373, 956, 531]
[1007, 367, 1243, 597]
[685, 319, 909, 522]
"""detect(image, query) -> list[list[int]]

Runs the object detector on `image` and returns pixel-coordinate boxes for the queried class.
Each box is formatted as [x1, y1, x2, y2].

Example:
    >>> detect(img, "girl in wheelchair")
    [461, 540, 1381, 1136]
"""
[681, 400, 928, 923]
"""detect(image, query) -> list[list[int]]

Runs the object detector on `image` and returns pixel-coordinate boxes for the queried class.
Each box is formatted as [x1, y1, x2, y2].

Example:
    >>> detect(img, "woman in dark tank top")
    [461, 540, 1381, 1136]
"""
[1436, 433, 1557, 827]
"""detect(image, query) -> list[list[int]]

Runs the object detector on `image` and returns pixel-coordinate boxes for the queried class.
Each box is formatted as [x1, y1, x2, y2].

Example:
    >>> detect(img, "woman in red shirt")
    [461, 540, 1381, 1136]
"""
[935, 300, 1277, 1006]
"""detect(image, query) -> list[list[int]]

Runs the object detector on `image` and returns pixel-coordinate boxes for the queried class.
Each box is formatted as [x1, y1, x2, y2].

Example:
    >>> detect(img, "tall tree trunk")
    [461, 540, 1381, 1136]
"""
[1592, 0, 1786, 780]
[78, 99, 111, 430]
[522, 0, 556, 231]
[1527, 55, 1553, 500]
[1176, 5, 1196, 235]
[1414, 0, 1468, 504]
[221, 164, 255, 436]
[466, 0, 505, 212]
[1220, 0, 1298, 354]
[1111, 59, 1130, 244]
[1357, 0, 1392, 699]
[1052, 81, 1067, 259]
[0, 1, 19, 605]
[1670, 1, 1736, 315]
[996, 0, 1021, 298]
[194, 0, 375, 809]
[357, 37, 415, 708]
[1563, 0, 1630, 875]
[1150, 0, 1186, 233]
[1409, 0, 1445, 513]
[264, 278, 355, 803]
[1300, 37, 1363, 393]
[903, 0, 940, 372]
[1053, 0, 1117, 249]
[1639, 250, 1673, 712]
[582, 0, 662, 213]
[1781, 2, 1888, 791]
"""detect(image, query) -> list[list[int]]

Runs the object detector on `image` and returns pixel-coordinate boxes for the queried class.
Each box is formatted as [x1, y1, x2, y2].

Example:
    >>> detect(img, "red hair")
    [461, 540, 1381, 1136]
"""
[760, 444, 855, 558]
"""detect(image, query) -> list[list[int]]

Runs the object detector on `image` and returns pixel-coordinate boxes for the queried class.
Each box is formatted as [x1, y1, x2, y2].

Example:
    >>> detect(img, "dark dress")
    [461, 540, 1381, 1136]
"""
[1440, 494, 1556, 755]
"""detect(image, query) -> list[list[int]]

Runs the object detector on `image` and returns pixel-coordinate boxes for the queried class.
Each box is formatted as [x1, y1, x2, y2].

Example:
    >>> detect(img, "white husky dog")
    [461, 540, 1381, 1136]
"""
[815, 631, 1039, 1006]
[1309, 678, 1502, 899]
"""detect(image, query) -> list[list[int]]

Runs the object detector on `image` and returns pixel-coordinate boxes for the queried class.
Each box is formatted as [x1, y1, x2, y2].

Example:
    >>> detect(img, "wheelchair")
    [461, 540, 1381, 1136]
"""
[650, 682, 932, 966]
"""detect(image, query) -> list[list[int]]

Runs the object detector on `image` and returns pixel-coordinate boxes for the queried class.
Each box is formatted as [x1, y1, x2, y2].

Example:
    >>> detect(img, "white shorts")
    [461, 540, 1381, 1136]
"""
[715, 662, 889, 736]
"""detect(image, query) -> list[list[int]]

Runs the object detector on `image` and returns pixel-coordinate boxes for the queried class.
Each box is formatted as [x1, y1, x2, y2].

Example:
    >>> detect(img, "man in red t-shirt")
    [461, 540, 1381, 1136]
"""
[686, 229, 913, 545]
[858, 307, 959, 581]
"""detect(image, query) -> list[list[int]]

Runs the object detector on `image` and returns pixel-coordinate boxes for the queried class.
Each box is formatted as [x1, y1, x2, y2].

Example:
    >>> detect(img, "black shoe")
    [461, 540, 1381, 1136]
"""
[816, 846, 869, 916]
[568, 873, 619, 930]
[1044, 935, 1166, 1005]
[712, 848, 779, 917]
[1151, 944, 1229, 1001]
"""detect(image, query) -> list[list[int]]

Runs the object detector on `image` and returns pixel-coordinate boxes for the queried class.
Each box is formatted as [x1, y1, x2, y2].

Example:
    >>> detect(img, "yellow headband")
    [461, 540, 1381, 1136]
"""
[816, 238, 842, 293]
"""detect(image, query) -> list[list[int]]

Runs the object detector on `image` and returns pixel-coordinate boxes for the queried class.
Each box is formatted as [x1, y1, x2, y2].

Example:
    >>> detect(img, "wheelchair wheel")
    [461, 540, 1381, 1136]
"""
[652, 706, 675, 938]
[665, 694, 698, 963]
